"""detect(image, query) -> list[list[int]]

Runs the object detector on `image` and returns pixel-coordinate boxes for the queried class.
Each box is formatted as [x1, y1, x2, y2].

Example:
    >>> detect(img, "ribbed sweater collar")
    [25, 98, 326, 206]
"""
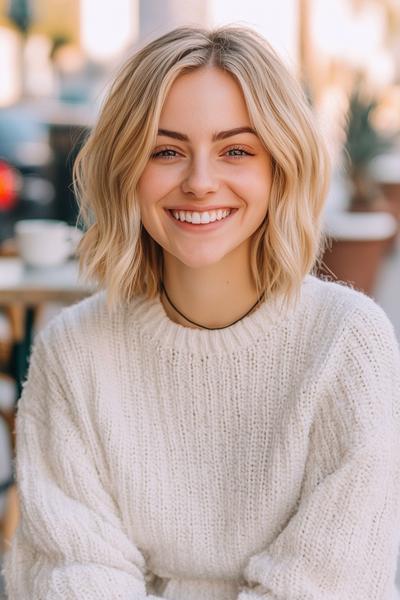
[125, 274, 315, 355]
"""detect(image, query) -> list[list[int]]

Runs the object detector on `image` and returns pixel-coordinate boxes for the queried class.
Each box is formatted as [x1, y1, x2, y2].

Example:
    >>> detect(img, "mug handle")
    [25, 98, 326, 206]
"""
[65, 226, 84, 258]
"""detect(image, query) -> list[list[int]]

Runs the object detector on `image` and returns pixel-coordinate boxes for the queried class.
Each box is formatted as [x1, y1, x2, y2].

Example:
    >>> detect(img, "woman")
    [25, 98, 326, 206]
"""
[3, 25, 400, 600]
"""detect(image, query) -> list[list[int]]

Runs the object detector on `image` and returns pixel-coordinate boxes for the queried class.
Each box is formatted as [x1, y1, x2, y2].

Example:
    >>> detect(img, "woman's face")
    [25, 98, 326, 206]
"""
[137, 66, 273, 269]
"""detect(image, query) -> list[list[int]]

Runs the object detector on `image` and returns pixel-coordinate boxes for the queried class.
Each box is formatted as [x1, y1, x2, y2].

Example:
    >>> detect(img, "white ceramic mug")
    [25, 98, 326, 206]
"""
[15, 219, 83, 267]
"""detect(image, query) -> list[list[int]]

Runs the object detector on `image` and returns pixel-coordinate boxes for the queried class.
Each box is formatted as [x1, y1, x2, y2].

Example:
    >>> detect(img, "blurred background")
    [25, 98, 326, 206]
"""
[0, 0, 400, 595]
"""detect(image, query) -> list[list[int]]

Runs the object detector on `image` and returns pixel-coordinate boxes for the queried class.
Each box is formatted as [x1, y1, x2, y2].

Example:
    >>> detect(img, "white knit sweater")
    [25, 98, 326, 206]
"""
[2, 274, 400, 600]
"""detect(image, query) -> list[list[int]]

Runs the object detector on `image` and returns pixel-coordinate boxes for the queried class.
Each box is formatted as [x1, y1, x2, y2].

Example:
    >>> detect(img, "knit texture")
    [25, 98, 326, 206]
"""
[2, 274, 400, 599]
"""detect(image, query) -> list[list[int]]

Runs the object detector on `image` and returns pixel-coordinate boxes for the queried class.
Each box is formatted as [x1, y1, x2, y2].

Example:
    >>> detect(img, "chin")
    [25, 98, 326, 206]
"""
[181, 251, 235, 270]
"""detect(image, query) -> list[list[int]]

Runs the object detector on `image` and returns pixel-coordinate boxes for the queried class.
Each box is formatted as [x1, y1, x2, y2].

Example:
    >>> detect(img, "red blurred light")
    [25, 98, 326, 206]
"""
[0, 160, 18, 211]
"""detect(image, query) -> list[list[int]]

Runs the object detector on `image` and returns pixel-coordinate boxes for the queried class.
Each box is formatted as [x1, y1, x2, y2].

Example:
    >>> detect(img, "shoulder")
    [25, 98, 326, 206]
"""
[23, 291, 120, 413]
[302, 274, 397, 338]
[30, 290, 148, 383]
[304, 277, 400, 439]
[299, 275, 399, 392]
[28, 290, 116, 389]
[36, 289, 111, 348]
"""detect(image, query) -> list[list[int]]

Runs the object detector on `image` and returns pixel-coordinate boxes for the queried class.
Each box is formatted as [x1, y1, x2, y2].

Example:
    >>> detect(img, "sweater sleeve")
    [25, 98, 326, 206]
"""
[1, 329, 168, 600]
[237, 301, 400, 600]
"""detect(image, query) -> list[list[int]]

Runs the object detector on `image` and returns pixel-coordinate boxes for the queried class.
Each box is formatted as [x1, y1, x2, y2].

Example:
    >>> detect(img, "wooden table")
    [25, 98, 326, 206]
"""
[0, 257, 96, 398]
[0, 255, 96, 540]
[0, 257, 96, 496]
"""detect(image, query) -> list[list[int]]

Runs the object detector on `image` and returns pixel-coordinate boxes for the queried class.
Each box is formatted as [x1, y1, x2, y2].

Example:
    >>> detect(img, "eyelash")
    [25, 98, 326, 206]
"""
[151, 145, 253, 160]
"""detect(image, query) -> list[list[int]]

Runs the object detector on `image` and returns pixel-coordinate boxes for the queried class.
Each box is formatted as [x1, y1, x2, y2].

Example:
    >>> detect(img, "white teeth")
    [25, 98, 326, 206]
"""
[171, 209, 232, 224]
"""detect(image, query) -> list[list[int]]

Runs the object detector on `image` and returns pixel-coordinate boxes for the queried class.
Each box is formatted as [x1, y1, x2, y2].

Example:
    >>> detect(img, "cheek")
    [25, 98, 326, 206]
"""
[236, 177, 271, 212]
[136, 168, 154, 199]
[136, 169, 166, 234]
[253, 165, 272, 209]
[137, 164, 176, 203]
[231, 160, 272, 198]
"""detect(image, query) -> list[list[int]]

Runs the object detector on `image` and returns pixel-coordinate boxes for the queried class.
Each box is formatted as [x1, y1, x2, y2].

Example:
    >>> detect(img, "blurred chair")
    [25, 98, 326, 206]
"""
[0, 240, 35, 551]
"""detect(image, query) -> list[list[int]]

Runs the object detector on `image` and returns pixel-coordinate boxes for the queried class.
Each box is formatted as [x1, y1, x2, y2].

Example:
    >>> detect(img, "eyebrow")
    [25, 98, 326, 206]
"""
[157, 126, 257, 142]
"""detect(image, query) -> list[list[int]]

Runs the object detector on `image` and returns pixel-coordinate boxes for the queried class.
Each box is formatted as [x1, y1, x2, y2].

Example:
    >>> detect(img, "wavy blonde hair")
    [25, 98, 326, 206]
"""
[73, 25, 331, 314]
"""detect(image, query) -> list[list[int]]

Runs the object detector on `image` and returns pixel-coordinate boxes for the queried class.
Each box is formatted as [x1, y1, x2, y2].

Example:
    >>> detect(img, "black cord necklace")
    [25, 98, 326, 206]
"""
[160, 280, 266, 330]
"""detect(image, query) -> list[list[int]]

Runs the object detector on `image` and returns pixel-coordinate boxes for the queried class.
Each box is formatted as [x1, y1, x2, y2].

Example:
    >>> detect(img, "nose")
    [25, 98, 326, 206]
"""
[180, 155, 219, 197]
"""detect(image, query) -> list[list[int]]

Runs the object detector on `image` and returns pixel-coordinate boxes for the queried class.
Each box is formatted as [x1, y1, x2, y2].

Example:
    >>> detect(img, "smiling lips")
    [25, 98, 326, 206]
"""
[169, 208, 233, 224]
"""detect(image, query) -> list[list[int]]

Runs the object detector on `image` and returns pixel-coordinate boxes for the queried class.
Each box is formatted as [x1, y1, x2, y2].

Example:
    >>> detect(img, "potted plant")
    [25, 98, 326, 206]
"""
[319, 87, 399, 295]
[344, 89, 398, 213]
[370, 152, 400, 225]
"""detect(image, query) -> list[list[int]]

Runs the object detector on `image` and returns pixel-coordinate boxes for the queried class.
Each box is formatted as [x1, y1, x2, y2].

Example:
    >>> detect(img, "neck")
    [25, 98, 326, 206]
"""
[160, 243, 263, 330]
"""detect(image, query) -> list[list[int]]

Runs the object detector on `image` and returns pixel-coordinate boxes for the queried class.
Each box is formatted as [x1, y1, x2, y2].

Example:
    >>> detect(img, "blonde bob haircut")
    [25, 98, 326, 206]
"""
[73, 25, 331, 314]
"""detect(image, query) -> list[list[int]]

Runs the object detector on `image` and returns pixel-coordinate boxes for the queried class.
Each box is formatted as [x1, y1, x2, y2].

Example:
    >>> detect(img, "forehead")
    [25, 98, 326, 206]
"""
[159, 66, 251, 131]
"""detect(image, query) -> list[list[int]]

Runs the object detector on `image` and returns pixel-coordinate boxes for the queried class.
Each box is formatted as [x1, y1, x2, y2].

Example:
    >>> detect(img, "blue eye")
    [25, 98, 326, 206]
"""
[151, 149, 178, 159]
[151, 145, 253, 160]
[226, 146, 251, 158]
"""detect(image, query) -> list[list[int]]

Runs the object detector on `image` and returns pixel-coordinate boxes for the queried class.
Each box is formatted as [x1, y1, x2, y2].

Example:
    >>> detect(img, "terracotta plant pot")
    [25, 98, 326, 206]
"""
[380, 182, 400, 221]
[348, 194, 399, 255]
[319, 211, 398, 296]
[320, 238, 388, 295]
[369, 154, 400, 251]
